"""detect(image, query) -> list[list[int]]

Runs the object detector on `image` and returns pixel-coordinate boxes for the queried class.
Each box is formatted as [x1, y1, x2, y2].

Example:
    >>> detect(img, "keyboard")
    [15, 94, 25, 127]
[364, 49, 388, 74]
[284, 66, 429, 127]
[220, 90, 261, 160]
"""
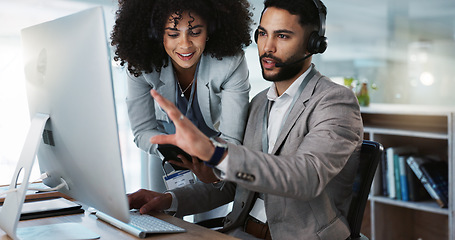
[96, 210, 186, 238]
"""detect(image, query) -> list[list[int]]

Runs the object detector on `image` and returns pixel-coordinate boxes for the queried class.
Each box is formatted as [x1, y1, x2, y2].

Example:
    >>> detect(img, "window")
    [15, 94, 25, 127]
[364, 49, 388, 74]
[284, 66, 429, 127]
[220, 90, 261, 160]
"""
[0, 1, 141, 193]
[248, 0, 455, 106]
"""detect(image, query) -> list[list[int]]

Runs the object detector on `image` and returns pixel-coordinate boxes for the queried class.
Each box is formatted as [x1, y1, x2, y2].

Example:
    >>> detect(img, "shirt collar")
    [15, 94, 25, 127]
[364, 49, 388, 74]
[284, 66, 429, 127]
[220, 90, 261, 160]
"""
[266, 65, 313, 102]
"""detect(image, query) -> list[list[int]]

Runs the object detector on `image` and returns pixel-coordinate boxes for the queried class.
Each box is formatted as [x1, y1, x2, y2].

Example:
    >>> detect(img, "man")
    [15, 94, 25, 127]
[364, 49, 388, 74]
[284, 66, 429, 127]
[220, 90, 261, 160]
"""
[128, 0, 363, 239]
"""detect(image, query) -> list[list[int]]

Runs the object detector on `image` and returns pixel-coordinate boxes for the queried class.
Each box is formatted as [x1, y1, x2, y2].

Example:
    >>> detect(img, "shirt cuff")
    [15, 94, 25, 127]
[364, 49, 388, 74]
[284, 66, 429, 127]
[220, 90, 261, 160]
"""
[215, 153, 229, 179]
[165, 191, 178, 212]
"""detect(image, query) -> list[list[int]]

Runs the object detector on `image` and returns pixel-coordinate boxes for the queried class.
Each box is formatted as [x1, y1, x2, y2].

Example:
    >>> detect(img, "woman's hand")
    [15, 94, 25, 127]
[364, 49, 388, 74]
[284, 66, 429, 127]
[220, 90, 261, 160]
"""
[168, 155, 221, 183]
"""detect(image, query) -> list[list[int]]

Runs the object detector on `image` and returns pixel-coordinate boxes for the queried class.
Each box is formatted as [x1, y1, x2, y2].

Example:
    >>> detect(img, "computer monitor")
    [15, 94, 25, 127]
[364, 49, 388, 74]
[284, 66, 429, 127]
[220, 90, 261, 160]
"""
[0, 6, 130, 239]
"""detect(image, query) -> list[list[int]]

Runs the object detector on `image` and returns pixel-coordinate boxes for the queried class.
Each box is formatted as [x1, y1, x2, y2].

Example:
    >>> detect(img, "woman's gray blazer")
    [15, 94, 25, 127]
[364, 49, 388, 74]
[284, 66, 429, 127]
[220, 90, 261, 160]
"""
[125, 53, 251, 154]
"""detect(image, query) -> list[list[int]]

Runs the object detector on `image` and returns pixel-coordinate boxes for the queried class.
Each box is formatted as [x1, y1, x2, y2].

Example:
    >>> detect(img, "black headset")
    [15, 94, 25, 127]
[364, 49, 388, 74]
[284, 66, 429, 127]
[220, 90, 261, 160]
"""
[254, 0, 328, 54]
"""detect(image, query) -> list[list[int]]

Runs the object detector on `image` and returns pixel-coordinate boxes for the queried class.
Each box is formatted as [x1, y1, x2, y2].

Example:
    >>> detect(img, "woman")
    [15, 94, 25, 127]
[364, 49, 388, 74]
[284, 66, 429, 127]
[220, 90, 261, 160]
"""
[111, 0, 253, 184]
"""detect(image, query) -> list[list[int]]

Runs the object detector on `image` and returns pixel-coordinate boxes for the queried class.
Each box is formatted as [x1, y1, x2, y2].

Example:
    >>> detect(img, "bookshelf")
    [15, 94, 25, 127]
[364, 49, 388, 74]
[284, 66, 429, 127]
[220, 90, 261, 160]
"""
[360, 103, 454, 240]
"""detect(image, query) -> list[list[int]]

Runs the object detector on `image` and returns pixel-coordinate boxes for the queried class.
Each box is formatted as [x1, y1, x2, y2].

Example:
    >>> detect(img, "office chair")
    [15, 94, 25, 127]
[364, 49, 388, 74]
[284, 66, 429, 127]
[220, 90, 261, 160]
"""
[347, 140, 383, 240]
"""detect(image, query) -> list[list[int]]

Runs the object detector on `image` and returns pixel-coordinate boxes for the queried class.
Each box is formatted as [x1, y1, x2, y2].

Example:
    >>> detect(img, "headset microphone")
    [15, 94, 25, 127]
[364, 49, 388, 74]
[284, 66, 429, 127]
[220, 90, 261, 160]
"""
[275, 54, 313, 68]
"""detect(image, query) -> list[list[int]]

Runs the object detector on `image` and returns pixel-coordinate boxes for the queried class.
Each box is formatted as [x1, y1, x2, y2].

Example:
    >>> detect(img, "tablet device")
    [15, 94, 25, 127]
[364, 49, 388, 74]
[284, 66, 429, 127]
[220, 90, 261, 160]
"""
[19, 197, 84, 220]
[158, 144, 197, 170]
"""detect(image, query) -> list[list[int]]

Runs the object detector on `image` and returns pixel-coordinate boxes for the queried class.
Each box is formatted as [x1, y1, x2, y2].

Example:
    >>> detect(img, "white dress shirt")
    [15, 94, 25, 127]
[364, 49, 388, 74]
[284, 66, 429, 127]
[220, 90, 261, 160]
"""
[218, 65, 312, 169]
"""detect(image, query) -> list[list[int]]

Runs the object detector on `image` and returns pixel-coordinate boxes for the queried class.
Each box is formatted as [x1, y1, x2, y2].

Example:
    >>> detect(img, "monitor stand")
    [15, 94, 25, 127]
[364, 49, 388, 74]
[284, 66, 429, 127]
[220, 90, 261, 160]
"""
[0, 113, 99, 240]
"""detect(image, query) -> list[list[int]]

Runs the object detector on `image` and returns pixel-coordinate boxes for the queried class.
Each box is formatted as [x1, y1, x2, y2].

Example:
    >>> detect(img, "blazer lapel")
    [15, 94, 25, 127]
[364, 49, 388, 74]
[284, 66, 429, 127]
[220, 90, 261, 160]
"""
[156, 65, 177, 104]
[270, 71, 322, 155]
[142, 59, 176, 105]
[253, 98, 270, 152]
[196, 55, 214, 128]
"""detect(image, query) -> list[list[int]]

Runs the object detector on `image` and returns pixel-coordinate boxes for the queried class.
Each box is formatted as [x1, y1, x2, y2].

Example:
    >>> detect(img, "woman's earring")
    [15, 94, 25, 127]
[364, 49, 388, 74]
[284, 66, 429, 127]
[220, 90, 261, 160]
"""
[206, 37, 209, 42]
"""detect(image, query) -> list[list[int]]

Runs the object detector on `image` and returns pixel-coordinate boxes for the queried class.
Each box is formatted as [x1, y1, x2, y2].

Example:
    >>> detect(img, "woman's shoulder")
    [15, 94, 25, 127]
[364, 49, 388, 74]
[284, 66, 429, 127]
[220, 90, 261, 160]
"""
[199, 52, 246, 81]
[200, 52, 245, 69]
[126, 66, 163, 86]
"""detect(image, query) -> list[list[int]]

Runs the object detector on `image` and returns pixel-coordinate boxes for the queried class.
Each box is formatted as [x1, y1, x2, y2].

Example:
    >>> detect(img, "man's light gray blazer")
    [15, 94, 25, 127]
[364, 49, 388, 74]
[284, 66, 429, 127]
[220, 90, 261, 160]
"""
[125, 53, 251, 154]
[172, 66, 363, 240]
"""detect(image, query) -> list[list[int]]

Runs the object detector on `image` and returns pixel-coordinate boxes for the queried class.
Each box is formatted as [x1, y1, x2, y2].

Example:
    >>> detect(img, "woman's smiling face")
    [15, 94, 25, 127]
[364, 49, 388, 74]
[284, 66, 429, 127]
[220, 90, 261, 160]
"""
[163, 11, 208, 72]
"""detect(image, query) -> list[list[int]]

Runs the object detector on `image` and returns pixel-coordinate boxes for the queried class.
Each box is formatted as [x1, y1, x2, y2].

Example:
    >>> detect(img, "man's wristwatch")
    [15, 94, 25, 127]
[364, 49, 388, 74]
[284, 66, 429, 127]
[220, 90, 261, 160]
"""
[205, 137, 228, 168]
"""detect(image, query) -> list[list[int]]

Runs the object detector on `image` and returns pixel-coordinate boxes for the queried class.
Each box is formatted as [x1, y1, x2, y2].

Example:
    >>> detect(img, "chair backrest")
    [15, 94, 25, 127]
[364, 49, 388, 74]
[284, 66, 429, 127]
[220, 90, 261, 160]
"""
[347, 140, 383, 239]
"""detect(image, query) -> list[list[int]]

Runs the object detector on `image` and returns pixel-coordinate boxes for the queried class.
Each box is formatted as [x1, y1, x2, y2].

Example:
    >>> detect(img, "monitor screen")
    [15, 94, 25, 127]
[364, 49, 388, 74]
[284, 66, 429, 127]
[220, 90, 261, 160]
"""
[19, 6, 130, 223]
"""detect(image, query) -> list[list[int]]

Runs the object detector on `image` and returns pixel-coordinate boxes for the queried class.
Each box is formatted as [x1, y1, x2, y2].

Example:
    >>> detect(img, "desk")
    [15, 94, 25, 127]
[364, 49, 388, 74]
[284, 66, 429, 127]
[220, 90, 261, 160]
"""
[0, 201, 237, 240]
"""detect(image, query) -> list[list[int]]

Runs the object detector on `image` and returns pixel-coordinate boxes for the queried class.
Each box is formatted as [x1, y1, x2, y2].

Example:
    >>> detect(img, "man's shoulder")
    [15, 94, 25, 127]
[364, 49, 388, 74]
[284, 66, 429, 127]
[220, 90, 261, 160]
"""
[250, 88, 268, 105]
[315, 75, 356, 96]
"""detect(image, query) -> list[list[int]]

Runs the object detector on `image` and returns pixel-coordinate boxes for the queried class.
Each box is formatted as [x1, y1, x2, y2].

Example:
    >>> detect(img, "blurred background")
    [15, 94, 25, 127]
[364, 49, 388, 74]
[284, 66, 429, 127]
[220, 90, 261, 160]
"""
[1, 0, 454, 191]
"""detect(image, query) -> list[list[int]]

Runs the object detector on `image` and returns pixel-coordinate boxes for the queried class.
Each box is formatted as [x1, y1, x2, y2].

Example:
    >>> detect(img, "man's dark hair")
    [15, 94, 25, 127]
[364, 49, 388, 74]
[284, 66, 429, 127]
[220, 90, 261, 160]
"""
[262, 0, 326, 32]
[111, 0, 253, 77]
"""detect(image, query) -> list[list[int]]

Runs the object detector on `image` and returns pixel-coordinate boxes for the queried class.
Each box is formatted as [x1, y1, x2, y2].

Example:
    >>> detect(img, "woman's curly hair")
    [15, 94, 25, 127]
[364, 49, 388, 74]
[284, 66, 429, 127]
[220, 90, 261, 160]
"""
[111, 0, 254, 77]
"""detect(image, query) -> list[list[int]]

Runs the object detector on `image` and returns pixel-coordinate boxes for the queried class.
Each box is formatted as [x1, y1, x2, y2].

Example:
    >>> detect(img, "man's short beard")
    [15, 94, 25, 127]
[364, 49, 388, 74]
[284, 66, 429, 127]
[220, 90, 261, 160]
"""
[260, 54, 306, 82]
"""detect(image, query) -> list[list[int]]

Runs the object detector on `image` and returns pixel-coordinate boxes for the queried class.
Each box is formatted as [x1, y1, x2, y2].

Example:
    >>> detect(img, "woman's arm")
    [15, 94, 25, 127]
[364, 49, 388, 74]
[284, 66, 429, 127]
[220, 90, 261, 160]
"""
[125, 71, 163, 154]
[218, 54, 251, 145]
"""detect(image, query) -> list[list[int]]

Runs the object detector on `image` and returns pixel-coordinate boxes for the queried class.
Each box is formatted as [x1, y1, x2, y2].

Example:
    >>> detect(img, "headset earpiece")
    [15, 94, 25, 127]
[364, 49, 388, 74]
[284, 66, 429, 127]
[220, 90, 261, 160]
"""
[307, 31, 327, 54]
[308, 0, 327, 54]
[254, 29, 259, 43]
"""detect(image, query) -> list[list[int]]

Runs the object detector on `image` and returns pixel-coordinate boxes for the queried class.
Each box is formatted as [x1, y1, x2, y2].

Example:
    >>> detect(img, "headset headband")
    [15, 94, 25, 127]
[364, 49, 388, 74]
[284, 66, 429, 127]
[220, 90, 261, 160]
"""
[312, 0, 326, 38]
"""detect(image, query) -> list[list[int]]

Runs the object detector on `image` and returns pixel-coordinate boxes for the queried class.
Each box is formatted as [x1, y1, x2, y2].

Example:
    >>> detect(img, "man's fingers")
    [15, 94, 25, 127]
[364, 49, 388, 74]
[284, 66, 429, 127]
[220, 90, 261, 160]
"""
[177, 154, 191, 163]
[150, 134, 175, 145]
[139, 197, 160, 214]
[150, 89, 172, 109]
[169, 155, 192, 169]
[191, 156, 199, 164]
[150, 90, 186, 127]
[128, 190, 150, 209]
[168, 160, 186, 168]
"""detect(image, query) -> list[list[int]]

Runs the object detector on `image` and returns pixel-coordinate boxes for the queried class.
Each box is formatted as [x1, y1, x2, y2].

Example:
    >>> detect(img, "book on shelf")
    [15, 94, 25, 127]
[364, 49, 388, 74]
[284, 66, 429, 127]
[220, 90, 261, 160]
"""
[393, 154, 401, 200]
[405, 162, 431, 201]
[380, 154, 388, 196]
[420, 160, 448, 208]
[406, 156, 448, 208]
[398, 155, 409, 201]
[385, 146, 418, 199]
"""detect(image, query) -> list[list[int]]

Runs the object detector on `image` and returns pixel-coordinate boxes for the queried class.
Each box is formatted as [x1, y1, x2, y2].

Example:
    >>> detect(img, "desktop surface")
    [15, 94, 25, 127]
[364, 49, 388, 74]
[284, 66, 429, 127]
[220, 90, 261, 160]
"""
[0, 201, 238, 240]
